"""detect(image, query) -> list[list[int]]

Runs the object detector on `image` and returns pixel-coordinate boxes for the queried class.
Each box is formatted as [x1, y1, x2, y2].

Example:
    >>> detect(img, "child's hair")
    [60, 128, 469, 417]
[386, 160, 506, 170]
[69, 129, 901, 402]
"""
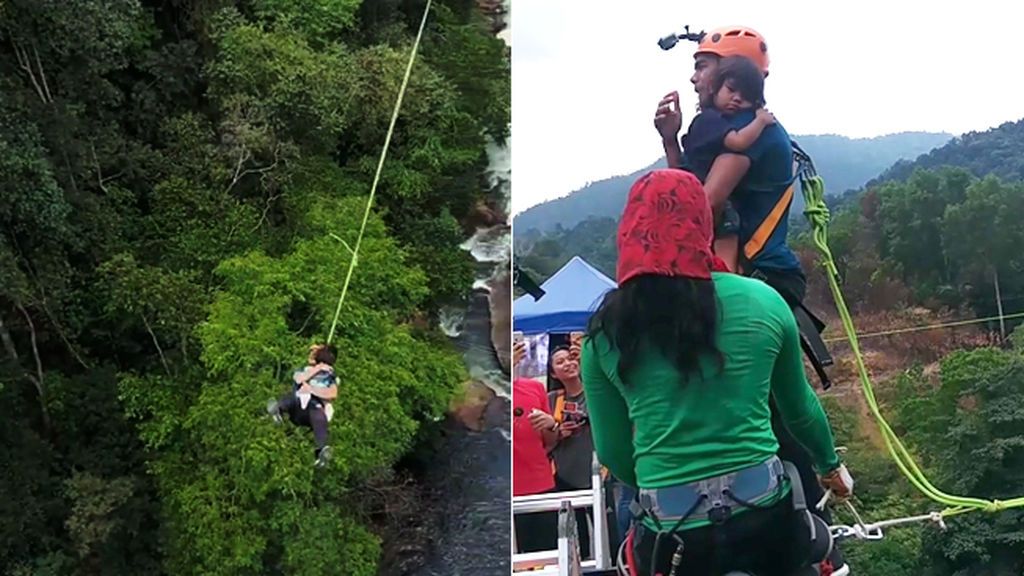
[312, 344, 337, 366]
[712, 56, 766, 108]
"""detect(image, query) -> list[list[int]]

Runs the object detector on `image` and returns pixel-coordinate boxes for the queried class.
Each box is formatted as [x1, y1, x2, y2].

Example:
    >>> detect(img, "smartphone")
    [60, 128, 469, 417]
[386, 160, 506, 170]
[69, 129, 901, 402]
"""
[569, 331, 583, 348]
[513, 331, 524, 345]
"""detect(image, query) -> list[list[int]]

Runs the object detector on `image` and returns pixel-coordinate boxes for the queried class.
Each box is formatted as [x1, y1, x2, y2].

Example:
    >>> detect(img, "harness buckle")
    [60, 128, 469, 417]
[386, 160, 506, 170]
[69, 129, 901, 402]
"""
[748, 268, 769, 283]
[861, 524, 885, 541]
[707, 501, 731, 525]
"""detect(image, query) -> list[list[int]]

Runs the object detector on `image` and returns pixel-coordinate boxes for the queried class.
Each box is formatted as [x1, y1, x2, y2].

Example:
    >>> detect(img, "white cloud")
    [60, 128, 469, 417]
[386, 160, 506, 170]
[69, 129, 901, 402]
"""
[511, 0, 1024, 214]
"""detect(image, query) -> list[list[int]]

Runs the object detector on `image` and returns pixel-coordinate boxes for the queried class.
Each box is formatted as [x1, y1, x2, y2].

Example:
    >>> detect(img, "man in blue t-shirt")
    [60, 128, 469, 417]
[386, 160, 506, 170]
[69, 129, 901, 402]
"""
[657, 56, 802, 300]
[652, 26, 848, 576]
[267, 343, 338, 467]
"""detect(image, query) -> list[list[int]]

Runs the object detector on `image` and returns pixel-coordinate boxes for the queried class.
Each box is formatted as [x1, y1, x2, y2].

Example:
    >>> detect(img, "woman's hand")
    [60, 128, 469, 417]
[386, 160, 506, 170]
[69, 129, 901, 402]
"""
[820, 463, 855, 500]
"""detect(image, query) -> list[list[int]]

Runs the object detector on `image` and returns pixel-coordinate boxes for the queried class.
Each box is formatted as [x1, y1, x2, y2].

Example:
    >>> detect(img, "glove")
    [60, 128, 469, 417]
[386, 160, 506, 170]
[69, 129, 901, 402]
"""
[820, 463, 854, 500]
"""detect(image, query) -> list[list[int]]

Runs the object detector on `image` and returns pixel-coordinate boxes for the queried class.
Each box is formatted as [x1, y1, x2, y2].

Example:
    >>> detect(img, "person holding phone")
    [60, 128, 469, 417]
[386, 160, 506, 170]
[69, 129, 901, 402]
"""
[512, 333, 558, 552]
[528, 342, 595, 558]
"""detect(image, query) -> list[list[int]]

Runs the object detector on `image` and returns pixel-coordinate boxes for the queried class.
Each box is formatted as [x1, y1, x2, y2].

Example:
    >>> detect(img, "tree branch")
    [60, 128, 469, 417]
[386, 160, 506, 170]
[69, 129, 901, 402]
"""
[13, 42, 47, 103]
[16, 304, 51, 432]
[226, 143, 282, 195]
[61, 149, 79, 197]
[31, 41, 53, 103]
[13, 246, 91, 370]
[141, 313, 172, 377]
[90, 144, 109, 194]
[37, 295, 90, 370]
[0, 314, 20, 362]
[250, 192, 281, 233]
[226, 146, 253, 194]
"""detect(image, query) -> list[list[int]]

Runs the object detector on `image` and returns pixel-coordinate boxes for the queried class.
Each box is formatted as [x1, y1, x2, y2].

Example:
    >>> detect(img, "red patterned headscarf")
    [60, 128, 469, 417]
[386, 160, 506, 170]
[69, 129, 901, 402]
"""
[617, 169, 729, 285]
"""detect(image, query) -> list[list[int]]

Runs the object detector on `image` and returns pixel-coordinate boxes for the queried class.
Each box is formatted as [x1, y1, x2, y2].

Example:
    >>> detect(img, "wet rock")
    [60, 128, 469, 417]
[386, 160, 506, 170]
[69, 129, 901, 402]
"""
[489, 271, 511, 374]
[465, 200, 505, 230]
[450, 380, 498, 432]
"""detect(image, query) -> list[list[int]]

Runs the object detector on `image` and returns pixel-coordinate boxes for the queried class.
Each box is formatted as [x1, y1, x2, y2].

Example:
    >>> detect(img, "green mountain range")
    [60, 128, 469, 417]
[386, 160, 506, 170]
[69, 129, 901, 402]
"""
[514, 131, 953, 235]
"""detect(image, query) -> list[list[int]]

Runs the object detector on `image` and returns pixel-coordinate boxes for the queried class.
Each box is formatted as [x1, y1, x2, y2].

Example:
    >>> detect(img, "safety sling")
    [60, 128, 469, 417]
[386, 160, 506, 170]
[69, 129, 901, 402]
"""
[621, 458, 832, 576]
[738, 140, 835, 390]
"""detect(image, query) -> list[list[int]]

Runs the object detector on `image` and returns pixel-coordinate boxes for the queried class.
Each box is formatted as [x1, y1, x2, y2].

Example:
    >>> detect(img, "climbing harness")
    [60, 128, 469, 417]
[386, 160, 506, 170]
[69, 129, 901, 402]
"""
[617, 458, 834, 576]
[624, 457, 787, 576]
[631, 457, 786, 527]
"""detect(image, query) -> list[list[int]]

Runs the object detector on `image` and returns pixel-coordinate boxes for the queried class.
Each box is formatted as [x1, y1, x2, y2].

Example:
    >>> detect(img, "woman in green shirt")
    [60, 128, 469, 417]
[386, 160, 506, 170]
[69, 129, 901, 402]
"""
[581, 169, 853, 576]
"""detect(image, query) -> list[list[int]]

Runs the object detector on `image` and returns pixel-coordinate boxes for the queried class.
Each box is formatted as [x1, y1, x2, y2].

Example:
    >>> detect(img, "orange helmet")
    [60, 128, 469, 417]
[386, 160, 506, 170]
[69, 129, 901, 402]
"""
[695, 26, 769, 75]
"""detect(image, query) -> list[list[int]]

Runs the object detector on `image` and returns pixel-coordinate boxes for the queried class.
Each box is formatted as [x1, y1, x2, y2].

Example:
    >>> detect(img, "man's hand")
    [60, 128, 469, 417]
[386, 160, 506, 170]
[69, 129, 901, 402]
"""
[756, 107, 776, 125]
[820, 463, 855, 500]
[654, 91, 683, 142]
[528, 409, 557, 434]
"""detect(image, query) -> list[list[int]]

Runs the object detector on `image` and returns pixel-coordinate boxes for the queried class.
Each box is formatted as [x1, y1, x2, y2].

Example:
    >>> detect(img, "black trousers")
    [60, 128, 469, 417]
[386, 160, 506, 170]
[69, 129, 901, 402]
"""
[630, 493, 813, 576]
[278, 392, 329, 451]
[515, 489, 559, 554]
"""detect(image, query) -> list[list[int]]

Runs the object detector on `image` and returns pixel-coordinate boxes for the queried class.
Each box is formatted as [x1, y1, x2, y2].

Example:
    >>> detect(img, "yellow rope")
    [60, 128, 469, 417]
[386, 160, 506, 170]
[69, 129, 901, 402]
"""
[326, 0, 433, 345]
[802, 172, 1024, 515]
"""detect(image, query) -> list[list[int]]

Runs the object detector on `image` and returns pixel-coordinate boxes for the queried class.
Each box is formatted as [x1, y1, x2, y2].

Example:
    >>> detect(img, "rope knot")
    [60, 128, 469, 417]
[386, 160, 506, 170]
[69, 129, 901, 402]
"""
[985, 500, 1005, 512]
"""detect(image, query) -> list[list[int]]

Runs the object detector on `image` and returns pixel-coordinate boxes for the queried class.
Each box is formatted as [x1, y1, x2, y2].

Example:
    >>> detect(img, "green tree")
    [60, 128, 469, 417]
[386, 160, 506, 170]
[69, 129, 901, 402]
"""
[941, 177, 1024, 325]
[920, 348, 1024, 576]
[875, 167, 972, 301]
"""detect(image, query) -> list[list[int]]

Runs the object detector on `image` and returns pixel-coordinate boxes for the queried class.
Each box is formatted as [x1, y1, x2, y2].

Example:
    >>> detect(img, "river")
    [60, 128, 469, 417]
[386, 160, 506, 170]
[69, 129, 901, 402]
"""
[377, 2, 512, 574]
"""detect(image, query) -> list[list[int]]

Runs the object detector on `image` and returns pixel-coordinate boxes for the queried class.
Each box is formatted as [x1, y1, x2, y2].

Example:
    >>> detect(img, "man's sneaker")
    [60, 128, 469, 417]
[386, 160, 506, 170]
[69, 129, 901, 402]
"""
[266, 399, 283, 424]
[315, 446, 332, 467]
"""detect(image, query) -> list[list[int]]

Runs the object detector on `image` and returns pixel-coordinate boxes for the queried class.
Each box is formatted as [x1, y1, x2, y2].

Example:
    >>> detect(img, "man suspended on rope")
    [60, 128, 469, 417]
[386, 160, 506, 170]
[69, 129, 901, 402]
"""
[652, 26, 848, 575]
[267, 343, 338, 467]
[654, 26, 832, 384]
[582, 169, 854, 576]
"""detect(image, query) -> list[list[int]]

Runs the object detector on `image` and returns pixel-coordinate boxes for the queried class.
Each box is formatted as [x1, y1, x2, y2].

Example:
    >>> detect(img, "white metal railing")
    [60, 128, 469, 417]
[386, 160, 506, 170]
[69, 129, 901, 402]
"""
[512, 455, 612, 574]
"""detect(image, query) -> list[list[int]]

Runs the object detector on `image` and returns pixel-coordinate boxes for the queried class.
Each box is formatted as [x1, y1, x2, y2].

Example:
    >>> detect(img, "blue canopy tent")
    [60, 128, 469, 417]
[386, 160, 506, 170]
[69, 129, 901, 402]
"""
[513, 256, 617, 335]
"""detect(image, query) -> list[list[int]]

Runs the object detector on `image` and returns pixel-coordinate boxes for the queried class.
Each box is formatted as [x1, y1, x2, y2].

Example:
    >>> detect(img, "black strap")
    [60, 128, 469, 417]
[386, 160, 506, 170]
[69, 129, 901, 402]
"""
[632, 493, 707, 576]
[784, 461, 808, 512]
[744, 264, 834, 390]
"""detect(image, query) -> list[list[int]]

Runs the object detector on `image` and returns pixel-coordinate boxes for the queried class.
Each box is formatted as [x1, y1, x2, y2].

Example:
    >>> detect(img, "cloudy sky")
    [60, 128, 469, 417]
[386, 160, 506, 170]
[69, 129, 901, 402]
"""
[511, 1, 1024, 214]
